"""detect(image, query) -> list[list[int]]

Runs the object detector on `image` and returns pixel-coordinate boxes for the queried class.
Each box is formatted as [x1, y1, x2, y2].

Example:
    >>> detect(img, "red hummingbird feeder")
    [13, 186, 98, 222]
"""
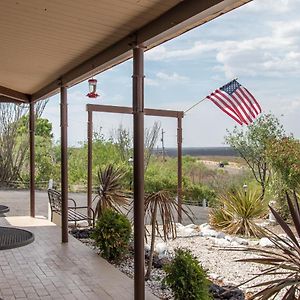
[86, 78, 99, 98]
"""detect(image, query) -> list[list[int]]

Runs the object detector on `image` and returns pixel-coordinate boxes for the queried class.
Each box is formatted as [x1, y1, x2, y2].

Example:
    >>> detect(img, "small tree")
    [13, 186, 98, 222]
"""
[225, 114, 285, 199]
[267, 137, 300, 203]
[0, 101, 47, 186]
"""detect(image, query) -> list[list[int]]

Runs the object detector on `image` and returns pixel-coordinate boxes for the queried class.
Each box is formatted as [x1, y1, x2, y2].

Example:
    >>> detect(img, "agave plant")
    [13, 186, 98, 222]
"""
[238, 192, 300, 299]
[210, 186, 267, 237]
[93, 164, 129, 219]
[144, 190, 193, 280]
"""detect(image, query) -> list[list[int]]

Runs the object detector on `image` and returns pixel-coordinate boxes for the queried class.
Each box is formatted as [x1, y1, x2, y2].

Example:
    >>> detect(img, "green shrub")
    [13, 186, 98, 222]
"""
[184, 184, 216, 206]
[164, 248, 212, 300]
[91, 209, 132, 262]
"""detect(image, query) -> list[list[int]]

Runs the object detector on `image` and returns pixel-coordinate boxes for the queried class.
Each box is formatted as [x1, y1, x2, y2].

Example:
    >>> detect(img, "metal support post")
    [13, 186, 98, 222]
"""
[29, 102, 35, 217]
[177, 116, 183, 223]
[60, 86, 68, 243]
[133, 46, 145, 300]
[87, 111, 93, 219]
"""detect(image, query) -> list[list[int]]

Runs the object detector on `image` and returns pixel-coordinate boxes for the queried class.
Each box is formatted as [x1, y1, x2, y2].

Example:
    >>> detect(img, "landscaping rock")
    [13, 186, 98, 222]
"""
[259, 237, 274, 247]
[201, 229, 220, 238]
[152, 255, 171, 269]
[210, 284, 245, 300]
[155, 242, 168, 255]
[213, 238, 231, 247]
[70, 228, 93, 239]
[232, 237, 249, 246]
[225, 235, 234, 242]
[180, 227, 196, 236]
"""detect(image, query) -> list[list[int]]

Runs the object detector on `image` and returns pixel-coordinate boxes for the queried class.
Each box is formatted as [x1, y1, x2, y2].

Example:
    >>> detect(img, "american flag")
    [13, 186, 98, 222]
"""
[206, 79, 262, 125]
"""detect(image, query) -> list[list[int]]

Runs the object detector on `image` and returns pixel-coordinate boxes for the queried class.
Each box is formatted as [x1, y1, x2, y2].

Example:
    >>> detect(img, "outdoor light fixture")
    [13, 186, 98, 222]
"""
[243, 184, 248, 195]
[86, 78, 99, 98]
[128, 157, 134, 165]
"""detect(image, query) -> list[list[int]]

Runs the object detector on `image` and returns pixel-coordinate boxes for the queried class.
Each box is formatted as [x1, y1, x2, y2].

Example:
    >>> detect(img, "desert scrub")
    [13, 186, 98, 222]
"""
[209, 186, 267, 237]
[92, 209, 132, 262]
[164, 248, 212, 300]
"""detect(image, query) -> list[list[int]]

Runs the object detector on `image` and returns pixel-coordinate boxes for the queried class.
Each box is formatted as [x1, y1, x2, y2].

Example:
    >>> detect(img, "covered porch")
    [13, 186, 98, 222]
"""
[0, 215, 158, 300]
[0, 0, 251, 298]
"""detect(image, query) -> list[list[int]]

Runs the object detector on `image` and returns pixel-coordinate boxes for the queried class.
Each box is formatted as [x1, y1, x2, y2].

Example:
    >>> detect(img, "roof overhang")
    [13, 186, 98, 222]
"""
[0, 0, 251, 103]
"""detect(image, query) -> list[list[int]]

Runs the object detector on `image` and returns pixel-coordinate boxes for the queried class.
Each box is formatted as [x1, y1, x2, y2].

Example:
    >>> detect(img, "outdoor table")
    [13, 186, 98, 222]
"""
[0, 226, 34, 250]
[0, 205, 9, 215]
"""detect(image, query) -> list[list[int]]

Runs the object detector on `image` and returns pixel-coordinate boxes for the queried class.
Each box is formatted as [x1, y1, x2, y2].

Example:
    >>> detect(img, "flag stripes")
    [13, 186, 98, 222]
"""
[206, 79, 262, 125]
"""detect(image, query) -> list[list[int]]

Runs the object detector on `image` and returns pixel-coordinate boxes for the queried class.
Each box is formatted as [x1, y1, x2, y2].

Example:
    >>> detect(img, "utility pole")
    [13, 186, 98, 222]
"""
[161, 129, 166, 161]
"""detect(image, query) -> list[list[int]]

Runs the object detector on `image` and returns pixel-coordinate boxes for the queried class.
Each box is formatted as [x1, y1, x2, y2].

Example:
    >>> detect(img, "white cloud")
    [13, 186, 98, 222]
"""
[145, 78, 159, 86]
[244, 0, 297, 13]
[156, 72, 188, 81]
[145, 71, 188, 86]
[146, 19, 300, 79]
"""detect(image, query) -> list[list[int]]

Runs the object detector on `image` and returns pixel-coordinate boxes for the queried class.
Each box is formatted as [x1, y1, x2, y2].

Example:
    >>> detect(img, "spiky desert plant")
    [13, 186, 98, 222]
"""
[210, 186, 267, 237]
[238, 192, 300, 299]
[93, 164, 129, 219]
[144, 190, 192, 280]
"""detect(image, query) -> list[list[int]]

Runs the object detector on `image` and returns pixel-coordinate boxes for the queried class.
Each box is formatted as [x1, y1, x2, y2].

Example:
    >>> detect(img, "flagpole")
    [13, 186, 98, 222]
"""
[184, 97, 207, 114]
[184, 78, 239, 114]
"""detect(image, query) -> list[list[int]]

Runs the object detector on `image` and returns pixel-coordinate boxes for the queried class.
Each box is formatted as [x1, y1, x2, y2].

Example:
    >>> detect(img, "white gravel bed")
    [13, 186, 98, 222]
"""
[74, 224, 288, 299]
[161, 235, 264, 291]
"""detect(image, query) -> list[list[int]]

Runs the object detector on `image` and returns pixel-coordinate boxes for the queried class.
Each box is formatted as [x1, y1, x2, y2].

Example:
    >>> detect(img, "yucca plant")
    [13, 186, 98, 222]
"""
[93, 164, 129, 219]
[238, 192, 300, 299]
[210, 186, 267, 237]
[144, 190, 192, 280]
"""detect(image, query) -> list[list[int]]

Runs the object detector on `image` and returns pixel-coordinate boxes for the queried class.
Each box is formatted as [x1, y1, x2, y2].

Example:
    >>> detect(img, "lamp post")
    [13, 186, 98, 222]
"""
[128, 156, 133, 190]
[243, 184, 248, 196]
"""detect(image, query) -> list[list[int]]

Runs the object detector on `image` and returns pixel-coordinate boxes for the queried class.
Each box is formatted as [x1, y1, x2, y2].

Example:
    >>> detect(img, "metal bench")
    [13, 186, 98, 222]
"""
[47, 189, 95, 227]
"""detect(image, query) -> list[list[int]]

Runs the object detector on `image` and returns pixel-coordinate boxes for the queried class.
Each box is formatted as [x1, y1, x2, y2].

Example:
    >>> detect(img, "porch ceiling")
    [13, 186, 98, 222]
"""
[0, 0, 251, 102]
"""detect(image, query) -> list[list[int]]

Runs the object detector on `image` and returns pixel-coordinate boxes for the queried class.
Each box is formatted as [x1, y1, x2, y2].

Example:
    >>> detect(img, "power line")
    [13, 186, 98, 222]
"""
[161, 129, 166, 161]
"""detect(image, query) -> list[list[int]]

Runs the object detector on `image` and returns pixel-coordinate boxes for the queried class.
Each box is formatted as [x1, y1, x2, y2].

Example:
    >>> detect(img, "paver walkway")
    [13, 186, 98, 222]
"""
[0, 216, 158, 300]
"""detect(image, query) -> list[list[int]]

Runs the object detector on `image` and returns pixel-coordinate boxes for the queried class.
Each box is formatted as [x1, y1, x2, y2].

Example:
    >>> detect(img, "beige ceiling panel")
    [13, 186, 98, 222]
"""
[0, 0, 250, 99]
[0, 0, 181, 94]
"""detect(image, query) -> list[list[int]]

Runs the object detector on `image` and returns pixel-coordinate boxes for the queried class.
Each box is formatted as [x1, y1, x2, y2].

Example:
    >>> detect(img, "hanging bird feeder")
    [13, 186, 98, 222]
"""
[86, 78, 99, 98]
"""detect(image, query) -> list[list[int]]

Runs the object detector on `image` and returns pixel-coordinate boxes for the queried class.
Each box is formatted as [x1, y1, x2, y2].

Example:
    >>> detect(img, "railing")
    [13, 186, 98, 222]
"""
[2, 180, 97, 192]
[183, 199, 209, 207]
[4, 180, 49, 190]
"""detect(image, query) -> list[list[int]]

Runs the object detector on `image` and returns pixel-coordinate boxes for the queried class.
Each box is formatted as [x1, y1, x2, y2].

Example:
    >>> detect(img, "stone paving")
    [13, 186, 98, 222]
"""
[0, 216, 158, 300]
[0, 189, 208, 299]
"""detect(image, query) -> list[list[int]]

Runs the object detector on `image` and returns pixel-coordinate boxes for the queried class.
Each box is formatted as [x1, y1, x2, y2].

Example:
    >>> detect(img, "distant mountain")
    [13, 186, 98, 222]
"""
[154, 147, 239, 157]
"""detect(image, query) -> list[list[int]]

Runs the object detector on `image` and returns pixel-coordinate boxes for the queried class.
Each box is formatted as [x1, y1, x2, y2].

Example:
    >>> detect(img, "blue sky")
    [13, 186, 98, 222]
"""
[43, 0, 300, 147]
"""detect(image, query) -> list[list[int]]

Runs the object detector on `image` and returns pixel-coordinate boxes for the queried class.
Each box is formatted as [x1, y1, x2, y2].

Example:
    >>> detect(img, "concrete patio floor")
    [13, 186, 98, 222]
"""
[0, 216, 158, 300]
